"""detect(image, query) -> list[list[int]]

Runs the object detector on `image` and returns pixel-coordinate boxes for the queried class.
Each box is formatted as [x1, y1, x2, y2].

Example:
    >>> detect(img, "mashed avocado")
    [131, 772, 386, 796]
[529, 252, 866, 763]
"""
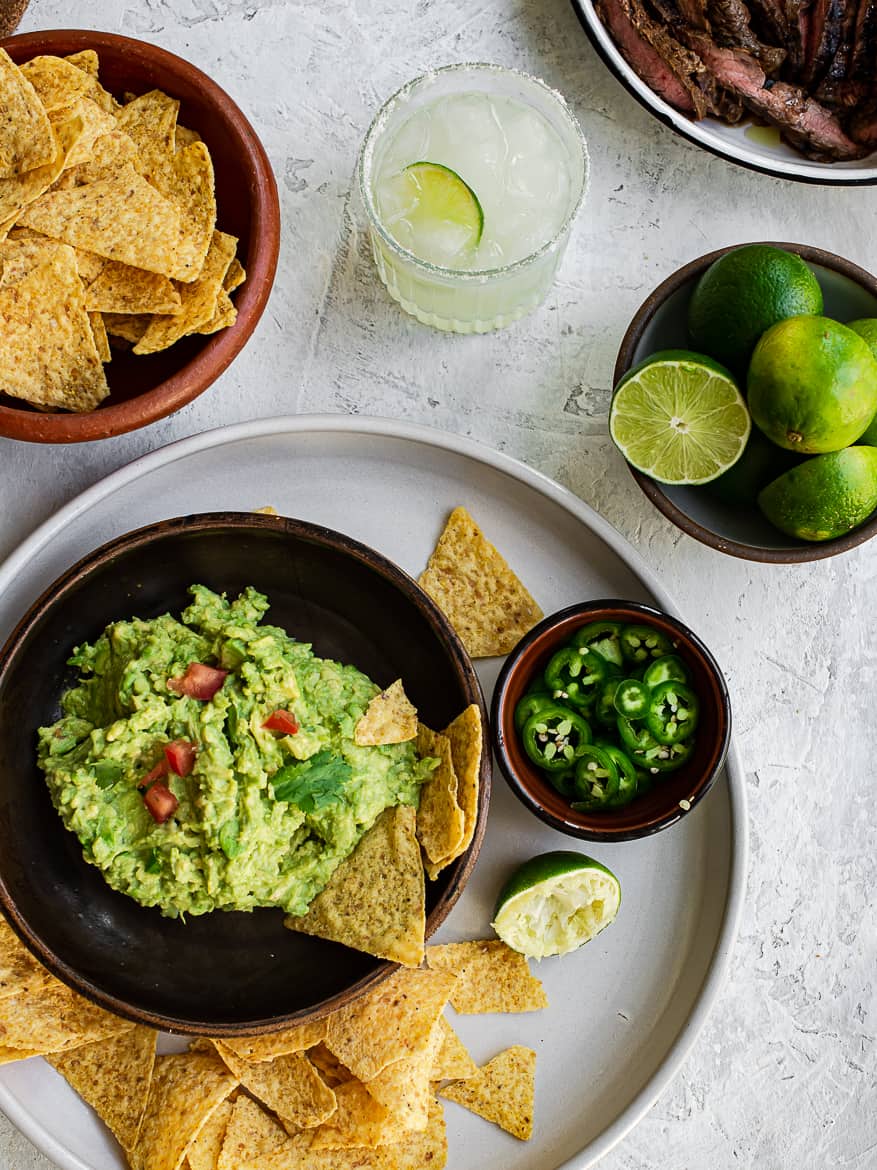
[37, 585, 433, 919]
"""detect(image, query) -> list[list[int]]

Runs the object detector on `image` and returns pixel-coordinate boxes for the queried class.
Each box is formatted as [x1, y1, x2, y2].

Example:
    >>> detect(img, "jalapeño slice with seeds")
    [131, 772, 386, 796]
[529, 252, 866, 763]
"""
[521, 704, 593, 772]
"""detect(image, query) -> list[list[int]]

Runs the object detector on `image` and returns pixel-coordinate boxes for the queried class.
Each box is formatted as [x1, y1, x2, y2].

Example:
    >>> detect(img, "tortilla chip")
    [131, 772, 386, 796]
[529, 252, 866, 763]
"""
[418, 507, 543, 657]
[115, 90, 179, 186]
[0, 115, 82, 225]
[0, 977, 134, 1054]
[414, 724, 465, 870]
[176, 124, 202, 151]
[65, 50, 100, 77]
[255, 504, 278, 515]
[46, 1024, 157, 1151]
[196, 289, 236, 334]
[212, 1042, 336, 1134]
[221, 1019, 326, 1064]
[325, 967, 455, 1083]
[161, 141, 217, 282]
[19, 54, 94, 112]
[0, 239, 109, 411]
[129, 1053, 237, 1170]
[284, 805, 425, 968]
[223, 257, 245, 293]
[133, 229, 235, 353]
[85, 261, 181, 314]
[439, 1046, 535, 1141]
[50, 96, 117, 169]
[309, 1081, 393, 1150]
[425, 940, 548, 1014]
[89, 311, 111, 362]
[55, 127, 141, 187]
[0, 1045, 41, 1064]
[0, 49, 56, 176]
[187, 1097, 234, 1170]
[363, 1020, 443, 1132]
[391, 1097, 447, 1170]
[0, 919, 52, 1000]
[19, 164, 183, 276]
[428, 705, 482, 874]
[103, 312, 150, 344]
[307, 1043, 354, 1089]
[217, 1095, 288, 1170]
[354, 680, 417, 746]
[246, 1141, 392, 1170]
[430, 1016, 477, 1082]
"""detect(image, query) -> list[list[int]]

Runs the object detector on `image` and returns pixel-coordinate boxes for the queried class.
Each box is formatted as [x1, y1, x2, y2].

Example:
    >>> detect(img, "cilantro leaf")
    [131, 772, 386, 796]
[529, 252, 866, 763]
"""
[271, 750, 352, 813]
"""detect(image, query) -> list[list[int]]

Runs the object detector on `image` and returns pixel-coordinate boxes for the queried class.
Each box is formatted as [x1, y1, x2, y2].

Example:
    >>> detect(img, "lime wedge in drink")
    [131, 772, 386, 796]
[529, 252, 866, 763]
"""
[380, 161, 483, 267]
[492, 851, 621, 959]
[609, 349, 751, 485]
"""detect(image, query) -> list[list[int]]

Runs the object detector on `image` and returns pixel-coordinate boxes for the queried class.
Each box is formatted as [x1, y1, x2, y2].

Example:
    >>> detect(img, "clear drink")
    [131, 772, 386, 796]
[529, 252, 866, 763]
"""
[359, 65, 588, 334]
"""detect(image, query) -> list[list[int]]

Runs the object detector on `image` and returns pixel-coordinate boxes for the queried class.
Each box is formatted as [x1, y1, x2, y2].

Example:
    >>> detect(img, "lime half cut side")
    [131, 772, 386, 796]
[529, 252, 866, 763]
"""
[382, 161, 483, 267]
[492, 851, 621, 960]
[610, 350, 751, 485]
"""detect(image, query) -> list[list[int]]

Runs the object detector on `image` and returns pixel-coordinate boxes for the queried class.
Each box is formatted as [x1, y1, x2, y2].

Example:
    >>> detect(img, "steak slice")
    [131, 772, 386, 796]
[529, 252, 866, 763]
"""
[815, 0, 860, 104]
[848, 0, 877, 89]
[783, 0, 814, 76]
[708, 0, 788, 71]
[801, 0, 848, 87]
[848, 96, 877, 145]
[595, 0, 710, 114]
[676, 28, 870, 155]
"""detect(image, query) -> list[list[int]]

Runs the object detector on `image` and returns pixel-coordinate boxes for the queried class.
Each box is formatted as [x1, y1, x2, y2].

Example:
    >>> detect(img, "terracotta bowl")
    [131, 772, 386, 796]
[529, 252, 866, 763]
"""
[491, 601, 730, 842]
[0, 30, 280, 443]
[0, 514, 490, 1033]
[614, 243, 877, 563]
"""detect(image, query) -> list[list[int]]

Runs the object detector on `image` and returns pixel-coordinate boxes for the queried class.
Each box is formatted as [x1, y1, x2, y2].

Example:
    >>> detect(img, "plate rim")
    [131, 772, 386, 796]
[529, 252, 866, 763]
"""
[0, 414, 749, 1170]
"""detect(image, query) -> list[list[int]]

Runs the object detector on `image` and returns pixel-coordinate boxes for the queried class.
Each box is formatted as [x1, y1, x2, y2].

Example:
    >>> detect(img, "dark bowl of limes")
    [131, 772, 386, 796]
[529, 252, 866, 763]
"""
[612, 243, 877, 563]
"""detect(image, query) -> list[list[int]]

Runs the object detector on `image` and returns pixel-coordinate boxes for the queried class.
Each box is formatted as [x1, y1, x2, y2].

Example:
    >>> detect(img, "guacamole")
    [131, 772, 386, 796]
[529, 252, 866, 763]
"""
[37, 585, 433, 919]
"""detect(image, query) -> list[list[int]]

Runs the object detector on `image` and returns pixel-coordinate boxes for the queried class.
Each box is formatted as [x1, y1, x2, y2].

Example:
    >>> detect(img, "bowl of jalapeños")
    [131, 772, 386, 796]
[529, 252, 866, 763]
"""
[491, 600, 730, 841]
[0, 513, 489, 1033]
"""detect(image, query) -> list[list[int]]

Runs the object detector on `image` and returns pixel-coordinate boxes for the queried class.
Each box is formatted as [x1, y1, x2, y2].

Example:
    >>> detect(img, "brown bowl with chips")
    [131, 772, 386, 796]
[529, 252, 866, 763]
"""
[0, 30, 279, 442]
[0, 513, 490, 1033]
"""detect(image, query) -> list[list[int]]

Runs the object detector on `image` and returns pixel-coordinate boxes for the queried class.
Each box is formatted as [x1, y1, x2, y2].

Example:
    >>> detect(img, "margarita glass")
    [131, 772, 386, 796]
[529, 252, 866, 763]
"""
[359, 64, 589, 333]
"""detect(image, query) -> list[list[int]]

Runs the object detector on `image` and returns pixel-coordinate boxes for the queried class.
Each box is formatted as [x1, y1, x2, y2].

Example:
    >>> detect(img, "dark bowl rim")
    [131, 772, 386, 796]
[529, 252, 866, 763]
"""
[0, 511, 491, 1034]
[490, 599, 731, 843]
[0, 29, 280, 445]
[567, 0, 877, 187]
[613, 241, 877, 564]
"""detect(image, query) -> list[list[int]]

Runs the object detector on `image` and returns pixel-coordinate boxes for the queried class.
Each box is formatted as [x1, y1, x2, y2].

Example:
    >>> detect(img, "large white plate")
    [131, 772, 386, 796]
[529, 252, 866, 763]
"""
[0, 416, 747, 1170]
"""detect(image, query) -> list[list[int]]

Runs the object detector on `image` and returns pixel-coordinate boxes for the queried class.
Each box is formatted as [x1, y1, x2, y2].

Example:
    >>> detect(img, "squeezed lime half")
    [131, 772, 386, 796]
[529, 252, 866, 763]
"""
[380, 161, 484, 267]
[492, 851, 621, 959]
[610, 349, 751, 485]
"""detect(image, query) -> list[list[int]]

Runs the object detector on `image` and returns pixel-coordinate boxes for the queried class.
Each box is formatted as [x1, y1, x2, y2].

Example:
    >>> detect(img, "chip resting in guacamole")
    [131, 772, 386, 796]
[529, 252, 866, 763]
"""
[37, 586, 435, 919]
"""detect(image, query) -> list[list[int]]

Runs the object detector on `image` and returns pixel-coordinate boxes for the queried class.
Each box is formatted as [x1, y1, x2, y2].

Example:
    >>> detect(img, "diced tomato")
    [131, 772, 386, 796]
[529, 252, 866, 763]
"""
[143, 781, 178, 824]
[164, 740, 198, 777]
[138, 759, 169, 791]
[167, 662, 228, 700]
[262, 709, 299, 735]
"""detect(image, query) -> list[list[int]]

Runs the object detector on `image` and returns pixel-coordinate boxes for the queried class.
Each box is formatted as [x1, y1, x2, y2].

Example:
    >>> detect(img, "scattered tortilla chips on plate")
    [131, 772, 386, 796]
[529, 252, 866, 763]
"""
[284, 805, 425, 968]
[212, 1042, 337, 1133]
[0, 1044, 42, 1065]
[129, 1052, 237, 1170]
[439, 1046, 536, 1141]
[307, 1043, 354, 1089]
[187, 1096, 234, 1170]
[426, 940, 548, 1015]
[325, 967, 455, 1083]
[216, 1094, 288, 1170]
[309, 1080, 394, 1151]
[0, 977, 134, 1055]
[46, 1024, 157, 1152]
[0, 49, 55, 176]
[418, 506, 543, 657]
[354, 680, 417, 746]
[414, 724, 465, 871]
[430, 1016, 478, 1082]
[390, 1097, 448, 1170]
[0, 919, 52, 1000]
[363, 1019, 443, 1132]
[221, 1018, 326, 1064]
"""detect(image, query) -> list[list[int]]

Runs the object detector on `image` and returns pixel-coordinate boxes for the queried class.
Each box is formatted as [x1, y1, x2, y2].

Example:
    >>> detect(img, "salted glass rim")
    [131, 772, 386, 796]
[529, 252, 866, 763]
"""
[358, 62, 590, 281]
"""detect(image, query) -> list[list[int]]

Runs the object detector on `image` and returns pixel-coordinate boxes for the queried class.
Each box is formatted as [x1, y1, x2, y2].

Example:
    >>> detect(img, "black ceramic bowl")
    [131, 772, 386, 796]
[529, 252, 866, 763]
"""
[0, 514, 489, 1034]
[491, 600, 730, 842]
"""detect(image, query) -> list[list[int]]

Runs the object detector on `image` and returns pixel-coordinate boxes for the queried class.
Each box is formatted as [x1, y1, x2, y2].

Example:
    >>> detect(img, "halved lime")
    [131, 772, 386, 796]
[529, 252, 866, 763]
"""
[610, 349, 751, 485]
[492, 851, 621, 959]
[381, 161, 483, 267]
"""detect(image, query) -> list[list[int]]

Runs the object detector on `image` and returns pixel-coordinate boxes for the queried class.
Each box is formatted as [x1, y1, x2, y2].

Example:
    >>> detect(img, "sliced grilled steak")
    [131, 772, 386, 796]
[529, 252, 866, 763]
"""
[783, 0, 814, 76]
[801, 0, 847, 87]
[848, 96, 877, 145]
[815, 0, 860, 104]
[676, 29, 870, 155]
[848, 0, 877, 89]
[708, 0, 787, 71]
[596, 0, 711, 114]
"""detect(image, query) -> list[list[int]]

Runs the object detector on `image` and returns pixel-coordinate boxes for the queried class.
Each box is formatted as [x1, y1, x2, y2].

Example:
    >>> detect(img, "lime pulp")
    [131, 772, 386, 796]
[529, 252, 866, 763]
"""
[492, 850, 621, 959]
[381, 161, 484, 267]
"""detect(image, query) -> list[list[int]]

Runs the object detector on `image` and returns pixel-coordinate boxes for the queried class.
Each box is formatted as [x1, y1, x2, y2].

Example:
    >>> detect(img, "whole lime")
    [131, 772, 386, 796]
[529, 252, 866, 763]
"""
[747, 316, 877, 453]
[848, 319, 877, 445]
[758, 447, 877, 541]
[687, 245, 823, 375]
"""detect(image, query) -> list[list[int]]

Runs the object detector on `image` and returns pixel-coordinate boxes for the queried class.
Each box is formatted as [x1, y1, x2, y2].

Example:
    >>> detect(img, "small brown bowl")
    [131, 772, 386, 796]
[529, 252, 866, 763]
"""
[614, 243, 877, 563]
[0, 514, 490, 1033]
[0, 30, 280, 443]
[491, 600, 730, 842]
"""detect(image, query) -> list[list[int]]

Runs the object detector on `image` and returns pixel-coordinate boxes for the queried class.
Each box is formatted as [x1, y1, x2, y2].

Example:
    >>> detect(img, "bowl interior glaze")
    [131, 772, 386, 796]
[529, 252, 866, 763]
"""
[0, 515, 488, 1033]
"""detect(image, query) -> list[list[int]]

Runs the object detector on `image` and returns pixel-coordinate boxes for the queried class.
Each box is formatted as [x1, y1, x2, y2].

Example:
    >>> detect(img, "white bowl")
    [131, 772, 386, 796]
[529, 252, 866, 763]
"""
[570, 0, 877, 185]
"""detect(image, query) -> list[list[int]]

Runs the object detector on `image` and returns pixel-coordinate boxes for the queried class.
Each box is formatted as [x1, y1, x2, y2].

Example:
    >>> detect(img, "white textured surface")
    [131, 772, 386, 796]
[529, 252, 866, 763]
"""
[1, 0, 875, 1168]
